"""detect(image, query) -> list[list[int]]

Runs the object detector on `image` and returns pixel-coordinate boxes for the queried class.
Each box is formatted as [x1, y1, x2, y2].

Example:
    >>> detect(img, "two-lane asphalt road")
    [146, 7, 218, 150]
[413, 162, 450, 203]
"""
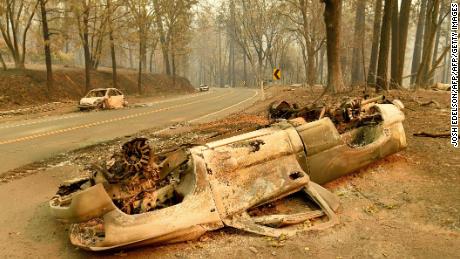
[0, 88, 258, 174]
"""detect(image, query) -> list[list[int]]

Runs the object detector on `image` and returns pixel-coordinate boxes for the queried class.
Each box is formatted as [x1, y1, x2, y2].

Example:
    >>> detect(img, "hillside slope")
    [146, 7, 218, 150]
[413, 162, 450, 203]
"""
[0, 67, 195, 109]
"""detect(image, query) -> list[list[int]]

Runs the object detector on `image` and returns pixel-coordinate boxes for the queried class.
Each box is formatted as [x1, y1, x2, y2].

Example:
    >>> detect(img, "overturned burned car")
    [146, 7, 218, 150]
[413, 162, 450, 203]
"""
[50, 96, 407, 251]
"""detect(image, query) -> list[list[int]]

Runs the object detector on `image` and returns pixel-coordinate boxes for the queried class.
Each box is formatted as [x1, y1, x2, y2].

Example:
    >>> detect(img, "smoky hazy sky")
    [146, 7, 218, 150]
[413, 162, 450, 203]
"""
[202, 0, 405, 9]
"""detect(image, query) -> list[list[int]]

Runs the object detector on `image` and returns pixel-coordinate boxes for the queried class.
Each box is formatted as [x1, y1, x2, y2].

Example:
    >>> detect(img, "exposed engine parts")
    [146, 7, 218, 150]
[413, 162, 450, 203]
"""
[121, 138, 151, 173]
[54, 138, 191, 216]
[269, 95, 402, 134]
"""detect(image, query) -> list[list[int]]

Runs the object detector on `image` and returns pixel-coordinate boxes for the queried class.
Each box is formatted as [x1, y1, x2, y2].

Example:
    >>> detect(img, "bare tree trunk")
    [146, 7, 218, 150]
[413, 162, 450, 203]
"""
[442, 17, 450, 82]
[367, 0, 383, 86]
[229, 0, 236, 87]
[160, 46, 171, 75]
[322, 0, 345, 93]
[171, 40, 176, 78]
[298, 0, 318, 86]
[228, 36, 235, 86]
[0, 53, 6, 71]
[396, 0, 412, 87]
[415, 0, 440, 87]
[228, 42, 232, 85]
[299, 40, 309, 84]
[340, 45, 349, 85]
[307, 46, 317, 86]
[390, 0, 399, 88]
[82, 3, 91, 92]
[376, 0, 393, 92]
[109, 31, 117, 88]
[351, 0, 366, 86]
[107, 0, 117, 88]
[443, 48, 450, 82]
[62, 0, 70, 54]
[199, 58, 203, 84]
[320, 46, 325, 84]
[410, 0, 428, 85]
[243, 51, 247, 86]
[315, 48, 320, 82]
[39, 0, 53, 93]
[227, 27, 236, 87]
[89, 2, 108, 71]
[91, 36, 105, 70]
[142, 44, 147, 71]
[218, 26, 223, 87]
[172, 49, 176, 87]
[294, 58, 298, 83]
[231, 44, 235, 87]
[129, 46, 133, 69]
[257, 52, 263, 86]
[138, 39, 143, 94]
[149, 49, 154, 73]
[153, 0, 171, 75]
[431, 1, 446, 83]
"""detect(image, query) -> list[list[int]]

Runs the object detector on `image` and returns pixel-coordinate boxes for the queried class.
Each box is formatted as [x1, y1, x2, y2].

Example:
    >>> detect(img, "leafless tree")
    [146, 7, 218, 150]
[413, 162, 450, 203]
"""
[0, 0, 38, 69]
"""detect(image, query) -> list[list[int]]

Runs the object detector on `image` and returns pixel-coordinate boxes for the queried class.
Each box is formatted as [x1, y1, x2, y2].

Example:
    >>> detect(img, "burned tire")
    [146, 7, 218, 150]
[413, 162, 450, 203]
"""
[97, 100, 108, 110]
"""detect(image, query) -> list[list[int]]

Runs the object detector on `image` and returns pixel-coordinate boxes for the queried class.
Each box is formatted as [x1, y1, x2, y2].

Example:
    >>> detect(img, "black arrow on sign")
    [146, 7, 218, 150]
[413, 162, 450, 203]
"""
[273, 68, 281, 80]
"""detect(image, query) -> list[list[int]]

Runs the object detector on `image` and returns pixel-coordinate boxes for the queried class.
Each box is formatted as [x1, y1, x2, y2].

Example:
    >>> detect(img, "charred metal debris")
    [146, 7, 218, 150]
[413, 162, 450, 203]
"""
[50, 95, 407, 251]
[269, 95, 403, 134]
[54, 138, 190, 215]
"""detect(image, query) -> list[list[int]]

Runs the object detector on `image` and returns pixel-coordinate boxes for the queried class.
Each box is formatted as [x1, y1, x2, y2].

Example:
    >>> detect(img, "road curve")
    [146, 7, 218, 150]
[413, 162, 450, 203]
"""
[0, 88, 258, 174]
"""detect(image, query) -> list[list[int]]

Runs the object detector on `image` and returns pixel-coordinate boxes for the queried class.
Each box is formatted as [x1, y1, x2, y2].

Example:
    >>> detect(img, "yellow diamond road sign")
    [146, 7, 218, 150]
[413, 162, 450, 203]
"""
[273, 68, 281, 80]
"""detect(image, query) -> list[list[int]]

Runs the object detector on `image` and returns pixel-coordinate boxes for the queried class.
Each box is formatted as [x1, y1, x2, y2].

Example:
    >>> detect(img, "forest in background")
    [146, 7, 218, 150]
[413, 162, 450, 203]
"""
[0, 0, 452, 94]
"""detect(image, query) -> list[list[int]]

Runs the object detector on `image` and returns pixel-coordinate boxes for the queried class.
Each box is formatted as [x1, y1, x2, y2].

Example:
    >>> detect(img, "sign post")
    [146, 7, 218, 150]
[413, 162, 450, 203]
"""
[260, 80, 265, 101]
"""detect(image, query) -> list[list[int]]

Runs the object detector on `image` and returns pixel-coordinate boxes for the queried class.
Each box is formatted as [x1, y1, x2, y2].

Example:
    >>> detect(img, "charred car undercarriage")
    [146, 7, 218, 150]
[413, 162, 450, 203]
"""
[50, 96, 407, 251]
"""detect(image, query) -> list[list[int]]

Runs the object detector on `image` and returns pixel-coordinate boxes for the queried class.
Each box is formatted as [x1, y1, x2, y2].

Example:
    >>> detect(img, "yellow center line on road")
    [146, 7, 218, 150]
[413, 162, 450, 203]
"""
[0, 90, 235, 146]
[0, 91, 214, 130]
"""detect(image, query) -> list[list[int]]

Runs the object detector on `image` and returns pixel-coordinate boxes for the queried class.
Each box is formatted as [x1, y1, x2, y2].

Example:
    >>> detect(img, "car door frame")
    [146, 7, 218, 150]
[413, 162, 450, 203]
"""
[106, 89, 124, 108]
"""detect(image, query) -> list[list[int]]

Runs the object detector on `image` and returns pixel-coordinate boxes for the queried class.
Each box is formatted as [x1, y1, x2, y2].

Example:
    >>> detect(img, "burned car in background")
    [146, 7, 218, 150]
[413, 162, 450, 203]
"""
[50, 96, 407, 251]
[199, 84, 209, 92]
[79, 88, 128, 111]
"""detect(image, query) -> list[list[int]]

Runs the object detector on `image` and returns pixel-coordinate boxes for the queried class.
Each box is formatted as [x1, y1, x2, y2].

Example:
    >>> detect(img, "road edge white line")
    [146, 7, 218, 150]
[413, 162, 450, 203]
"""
[145, 89, 259, 136]
[189, 89, 259, 123]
